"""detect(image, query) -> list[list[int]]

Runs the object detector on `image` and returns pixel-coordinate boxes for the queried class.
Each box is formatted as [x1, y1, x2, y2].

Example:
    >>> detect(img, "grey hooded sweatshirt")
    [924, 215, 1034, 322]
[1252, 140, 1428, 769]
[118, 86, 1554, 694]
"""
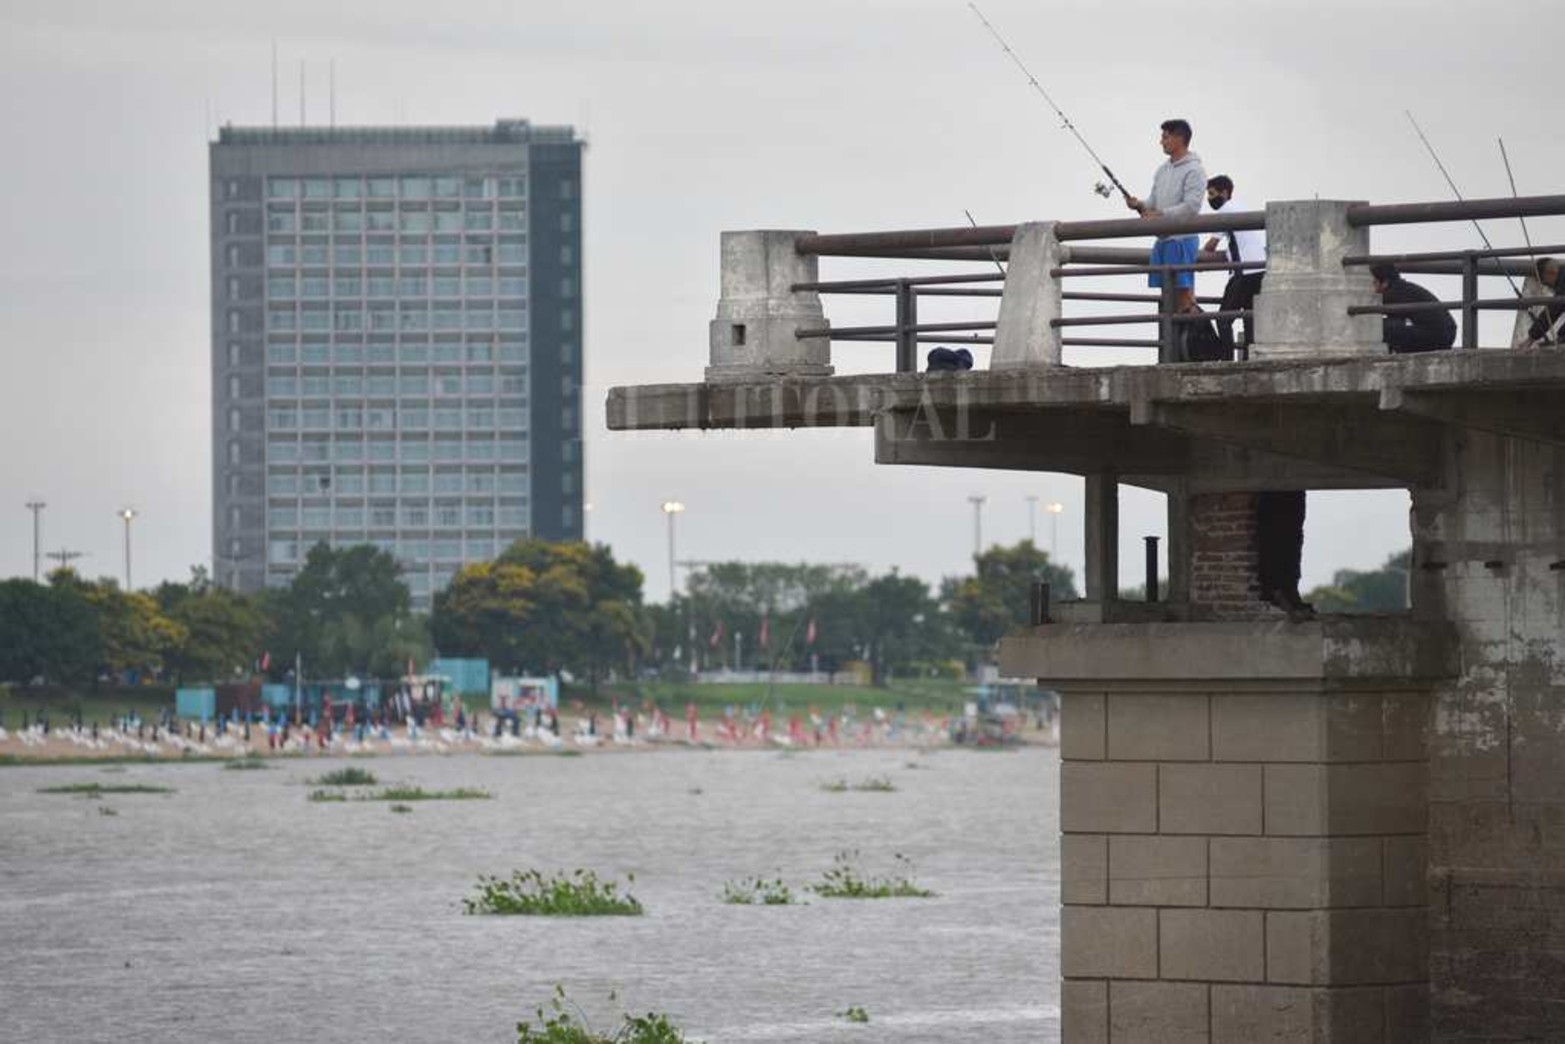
[1144, 150, 1206, 237]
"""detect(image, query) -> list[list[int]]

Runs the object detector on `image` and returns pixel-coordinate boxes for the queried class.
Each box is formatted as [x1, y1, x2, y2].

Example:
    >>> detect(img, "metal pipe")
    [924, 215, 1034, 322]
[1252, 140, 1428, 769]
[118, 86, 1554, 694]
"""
[1144, 536, 1160, 603]
[1342, 242, 1565, 266]
[1053, 260, 1265, 278]
[1348, 294, 1565, 316]
[1050, 310, 1251, 329]
[791, 272, 1006, 292]
[1061, 337, 1161, 348]
[795, 320, 997, 340]
[1347, 194, 1565, 228]
[895, 280, 917, 374]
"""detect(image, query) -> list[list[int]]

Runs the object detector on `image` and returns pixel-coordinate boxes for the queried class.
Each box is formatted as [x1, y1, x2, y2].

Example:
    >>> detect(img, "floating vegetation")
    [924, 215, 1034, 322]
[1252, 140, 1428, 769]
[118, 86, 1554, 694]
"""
[839, 1006, 870, 1024]
[821, 776, 896, 793]
[307, 789, 348, 803]
[389, 804, 413, 814]
[720, 876, 800, 906]
[465, 869, 643, 917]
[37, 783, 172, 795]
[516, 986, 687, 1043]
[224, 756, 271, 771]
[312, 766, 378, 786]
[371, 786, 490, 802]
[813, 851, 934, 899]
[97, 806, 118, 817]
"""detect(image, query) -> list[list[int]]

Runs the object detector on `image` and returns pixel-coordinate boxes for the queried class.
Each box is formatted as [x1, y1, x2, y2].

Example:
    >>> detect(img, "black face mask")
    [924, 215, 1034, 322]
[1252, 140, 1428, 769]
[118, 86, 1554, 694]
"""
[1207, 195, 1228, 210]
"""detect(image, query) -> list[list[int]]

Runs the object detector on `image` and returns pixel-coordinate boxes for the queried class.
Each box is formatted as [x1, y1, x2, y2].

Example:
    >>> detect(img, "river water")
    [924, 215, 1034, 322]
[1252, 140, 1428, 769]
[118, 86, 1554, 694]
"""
[0, 746, 1060, 1043]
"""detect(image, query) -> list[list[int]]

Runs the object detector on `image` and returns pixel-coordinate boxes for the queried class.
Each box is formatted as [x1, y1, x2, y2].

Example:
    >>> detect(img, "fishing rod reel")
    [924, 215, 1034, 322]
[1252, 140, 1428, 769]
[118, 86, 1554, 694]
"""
[1093, 181, 1114, 199]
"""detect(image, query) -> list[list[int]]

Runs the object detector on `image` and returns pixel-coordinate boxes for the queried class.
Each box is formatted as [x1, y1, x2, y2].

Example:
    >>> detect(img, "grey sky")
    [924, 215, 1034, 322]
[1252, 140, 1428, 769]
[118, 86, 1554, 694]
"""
[2, 1, 1560, 602]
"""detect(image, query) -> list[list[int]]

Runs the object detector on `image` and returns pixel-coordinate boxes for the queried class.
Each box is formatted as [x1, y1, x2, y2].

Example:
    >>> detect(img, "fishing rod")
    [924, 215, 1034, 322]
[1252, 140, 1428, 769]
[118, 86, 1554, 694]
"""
[965, 209, 1007, 275]
[967, 2, 1131, 204]
[1404, 110, 1524, 300]
[1497, 137, 1552, 344]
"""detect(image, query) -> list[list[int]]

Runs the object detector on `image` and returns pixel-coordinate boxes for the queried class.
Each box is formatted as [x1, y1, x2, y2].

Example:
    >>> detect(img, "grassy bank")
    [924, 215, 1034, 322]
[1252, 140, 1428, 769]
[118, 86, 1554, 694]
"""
[562, 678, 968, 719]
[0, 686, 174, 728]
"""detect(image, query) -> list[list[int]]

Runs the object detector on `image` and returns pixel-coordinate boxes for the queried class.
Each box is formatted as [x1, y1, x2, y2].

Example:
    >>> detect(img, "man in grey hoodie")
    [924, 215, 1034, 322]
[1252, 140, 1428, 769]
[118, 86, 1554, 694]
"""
[1125, 118, 1207, 315]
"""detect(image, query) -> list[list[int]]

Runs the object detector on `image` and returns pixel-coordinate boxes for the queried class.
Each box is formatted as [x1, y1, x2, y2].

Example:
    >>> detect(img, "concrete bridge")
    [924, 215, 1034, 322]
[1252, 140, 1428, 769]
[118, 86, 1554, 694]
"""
[607, 196, 1565, 1042]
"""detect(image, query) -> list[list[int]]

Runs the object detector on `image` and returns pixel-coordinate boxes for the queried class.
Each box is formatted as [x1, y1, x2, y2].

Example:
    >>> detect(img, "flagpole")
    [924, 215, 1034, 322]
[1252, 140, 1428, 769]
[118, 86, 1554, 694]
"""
[765, 609, 812, 713]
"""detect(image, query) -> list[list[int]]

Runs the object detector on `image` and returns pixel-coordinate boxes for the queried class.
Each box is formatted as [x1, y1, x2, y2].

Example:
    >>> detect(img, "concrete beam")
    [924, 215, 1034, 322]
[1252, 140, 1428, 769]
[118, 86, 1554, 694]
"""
[1148, 400, 1444, 486]
[1381, 386, 1565, 448]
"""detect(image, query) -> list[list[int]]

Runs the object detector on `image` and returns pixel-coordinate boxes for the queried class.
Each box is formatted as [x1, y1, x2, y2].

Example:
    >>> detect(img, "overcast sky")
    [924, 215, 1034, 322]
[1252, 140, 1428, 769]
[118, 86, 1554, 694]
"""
[2, 0, 1560, 602]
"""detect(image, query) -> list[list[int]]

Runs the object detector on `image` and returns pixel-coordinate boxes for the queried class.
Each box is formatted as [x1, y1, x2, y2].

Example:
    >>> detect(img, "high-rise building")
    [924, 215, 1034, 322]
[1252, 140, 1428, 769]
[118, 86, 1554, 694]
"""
[209, 120, 583, 611]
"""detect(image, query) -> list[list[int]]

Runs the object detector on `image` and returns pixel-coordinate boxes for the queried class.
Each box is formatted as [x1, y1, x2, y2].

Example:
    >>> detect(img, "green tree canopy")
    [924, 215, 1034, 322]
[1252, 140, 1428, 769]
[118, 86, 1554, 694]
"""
[942, 540, 1079, 655]
[267, 543, 425, 678]
[1306, 549, 1411, 614]
[429, 539, 648, 686]
[154, 567, 272, 683]
[0, 576, 101, 684]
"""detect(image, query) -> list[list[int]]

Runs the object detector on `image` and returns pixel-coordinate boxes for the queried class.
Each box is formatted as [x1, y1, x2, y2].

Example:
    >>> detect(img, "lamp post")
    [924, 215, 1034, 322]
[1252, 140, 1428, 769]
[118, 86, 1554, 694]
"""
[25, 501, 44, 582]
[1047, 501, 1065, 561]
[660, 500, 685, 602]
[968, 495, 987, 559]
[119, 508, 137, 590]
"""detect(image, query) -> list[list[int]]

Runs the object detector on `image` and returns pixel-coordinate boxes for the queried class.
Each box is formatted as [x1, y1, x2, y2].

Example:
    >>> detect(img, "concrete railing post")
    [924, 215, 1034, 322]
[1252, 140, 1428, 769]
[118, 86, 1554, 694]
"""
[992, 221, 1065, 369]
[707, 230, 833, 382]
[1251, 200, 1382, 359]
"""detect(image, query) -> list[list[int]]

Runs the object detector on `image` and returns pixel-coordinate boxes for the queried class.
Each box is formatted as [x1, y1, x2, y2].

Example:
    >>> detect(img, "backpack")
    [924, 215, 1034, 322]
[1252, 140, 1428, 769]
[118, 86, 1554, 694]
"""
[1175, 311, 1231, 362]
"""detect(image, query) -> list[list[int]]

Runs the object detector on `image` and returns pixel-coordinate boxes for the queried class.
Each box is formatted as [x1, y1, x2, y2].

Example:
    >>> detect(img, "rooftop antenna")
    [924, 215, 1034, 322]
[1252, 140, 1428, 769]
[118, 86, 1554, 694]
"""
[45, 548, 86, 572]
[271, 39, 278, 129]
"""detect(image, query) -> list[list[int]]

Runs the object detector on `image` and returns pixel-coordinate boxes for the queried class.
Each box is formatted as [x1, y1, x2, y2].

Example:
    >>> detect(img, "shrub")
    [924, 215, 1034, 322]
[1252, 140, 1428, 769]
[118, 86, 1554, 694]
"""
[516, 986, 686, 1043]
[720, 876, 799, 906]
[313, 766, 377, 786]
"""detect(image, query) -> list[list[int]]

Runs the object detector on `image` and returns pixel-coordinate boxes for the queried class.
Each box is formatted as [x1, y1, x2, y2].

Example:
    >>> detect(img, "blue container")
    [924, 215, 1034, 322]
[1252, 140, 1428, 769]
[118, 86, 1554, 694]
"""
[429, 658, 490, 697]
[175, 687, 217, 722]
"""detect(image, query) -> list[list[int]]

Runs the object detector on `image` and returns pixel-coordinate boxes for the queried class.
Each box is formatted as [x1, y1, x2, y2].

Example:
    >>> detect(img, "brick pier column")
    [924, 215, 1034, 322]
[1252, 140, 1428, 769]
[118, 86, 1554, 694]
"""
[1004, 620, 1455, 1043]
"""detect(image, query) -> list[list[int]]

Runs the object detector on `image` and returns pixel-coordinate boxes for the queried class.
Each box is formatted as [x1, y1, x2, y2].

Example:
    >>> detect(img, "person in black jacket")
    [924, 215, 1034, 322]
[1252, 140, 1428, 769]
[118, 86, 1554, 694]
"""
[1371, 263, 1457, 353]
[1525, 257, 1564, 347]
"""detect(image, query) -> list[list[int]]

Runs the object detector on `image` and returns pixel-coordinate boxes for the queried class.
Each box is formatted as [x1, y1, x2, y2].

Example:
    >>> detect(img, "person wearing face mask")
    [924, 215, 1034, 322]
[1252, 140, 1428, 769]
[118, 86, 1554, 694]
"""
[1200, 175, 1266, 354]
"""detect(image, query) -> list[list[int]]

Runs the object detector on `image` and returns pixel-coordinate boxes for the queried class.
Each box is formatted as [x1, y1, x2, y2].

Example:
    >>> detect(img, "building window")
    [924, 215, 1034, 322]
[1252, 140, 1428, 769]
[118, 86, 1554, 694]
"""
[227, 245, 242, 266]
[228, 342, 242, 366]
[228, 441, 241, 465]
[226, 212, 240, 235]
[228, 375, 242, 400]
[227, 311, 242, 333]
[229, 408, 242, 433]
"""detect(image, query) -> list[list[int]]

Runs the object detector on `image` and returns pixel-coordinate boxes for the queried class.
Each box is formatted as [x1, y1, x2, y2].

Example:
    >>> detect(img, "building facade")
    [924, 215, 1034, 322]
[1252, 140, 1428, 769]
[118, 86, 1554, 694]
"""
[209, 120, 583, 610]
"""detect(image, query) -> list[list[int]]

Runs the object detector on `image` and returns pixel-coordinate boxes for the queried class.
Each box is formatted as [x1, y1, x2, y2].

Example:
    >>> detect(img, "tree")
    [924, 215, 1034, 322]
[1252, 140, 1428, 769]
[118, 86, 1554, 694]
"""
[943, 541, 1079, 656]
[0, 577, 100, 684]
[268, 543, 424, 678]
[1306, 549, 1411, 613]
[155, 567, 272, 684]
[430, 539, 649, 687]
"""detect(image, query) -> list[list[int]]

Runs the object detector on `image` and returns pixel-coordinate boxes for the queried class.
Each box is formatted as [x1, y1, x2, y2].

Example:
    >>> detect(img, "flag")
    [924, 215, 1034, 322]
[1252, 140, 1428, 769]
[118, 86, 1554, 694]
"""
[259, 650, 271, 672]
[759, 614, 770, 649]
[806, 618, 817, 646]
[708, 620, 725, 648]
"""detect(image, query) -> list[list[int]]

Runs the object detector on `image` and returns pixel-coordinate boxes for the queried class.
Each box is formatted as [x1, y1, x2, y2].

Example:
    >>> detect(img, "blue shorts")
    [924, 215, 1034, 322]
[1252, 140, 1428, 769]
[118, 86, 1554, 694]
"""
[1149, 236, 1199, 289]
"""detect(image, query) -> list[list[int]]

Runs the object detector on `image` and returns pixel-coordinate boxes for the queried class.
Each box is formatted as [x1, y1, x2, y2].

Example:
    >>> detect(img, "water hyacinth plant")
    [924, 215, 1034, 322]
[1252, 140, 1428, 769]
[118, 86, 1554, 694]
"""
[516, 986, 687, 1043]
[719, 876, 799, 906]
[38, 783, 172, 795]
[312, 767, 378, 786]
[465, 869, 644, 916]
[812, 850, 934, 899]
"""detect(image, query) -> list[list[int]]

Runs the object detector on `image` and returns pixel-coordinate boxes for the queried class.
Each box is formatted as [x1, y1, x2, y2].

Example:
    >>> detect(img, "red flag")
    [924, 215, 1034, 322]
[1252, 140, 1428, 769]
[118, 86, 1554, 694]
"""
[708, 620, 725, 648]
[806, 618, 817, 645]
[259, 650, 271, 672]
[759, 614, 770, 649]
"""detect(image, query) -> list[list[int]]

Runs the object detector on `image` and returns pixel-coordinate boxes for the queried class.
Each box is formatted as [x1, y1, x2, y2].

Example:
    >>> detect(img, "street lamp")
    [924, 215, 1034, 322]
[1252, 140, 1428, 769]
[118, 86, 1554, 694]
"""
[1047, 502, 1065, 561]
[25, 501, 45, 582]
[119, 507, 137, 590]
[967, 495, 987, 559]
[660, 500, 685, 601]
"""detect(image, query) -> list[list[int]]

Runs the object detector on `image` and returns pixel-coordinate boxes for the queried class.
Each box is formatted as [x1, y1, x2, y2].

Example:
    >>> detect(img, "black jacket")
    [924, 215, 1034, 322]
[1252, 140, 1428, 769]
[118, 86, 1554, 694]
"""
[1382, 277, 1457, 352]
[1527, 271, 1565, 343]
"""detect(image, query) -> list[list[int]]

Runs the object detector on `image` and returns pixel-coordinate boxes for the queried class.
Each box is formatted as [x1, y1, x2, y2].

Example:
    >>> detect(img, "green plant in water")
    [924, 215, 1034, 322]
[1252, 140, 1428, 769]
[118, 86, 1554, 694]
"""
[839, 1006, 870, 1024]
[851, 776, 895, 792]
[370, 785, 490, 802]
[720, 876, 799, 906]
[225, 756, 271, 770]
[97, 805, 118, 816]
[38, 783, 172, 795]
[307, 789, 348, 802]
[465, 869, 644, 916]
[312, 766, 378, 786]
[813, 850, 934, 899]
[516, 985, 687, 1043]
[389, 803, 413, 814]
[820, 778, 849, 793]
